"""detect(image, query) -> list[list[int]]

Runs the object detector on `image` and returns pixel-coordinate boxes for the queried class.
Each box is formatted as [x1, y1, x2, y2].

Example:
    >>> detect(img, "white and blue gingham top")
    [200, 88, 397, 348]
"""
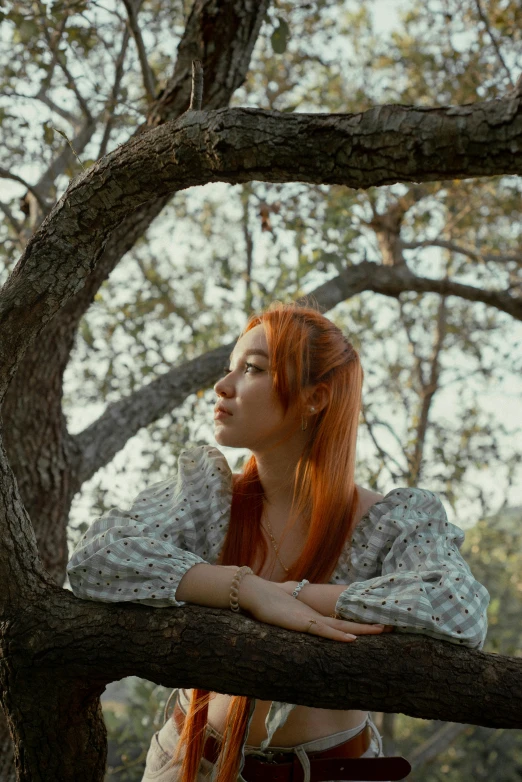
[67, 445, 489, 763]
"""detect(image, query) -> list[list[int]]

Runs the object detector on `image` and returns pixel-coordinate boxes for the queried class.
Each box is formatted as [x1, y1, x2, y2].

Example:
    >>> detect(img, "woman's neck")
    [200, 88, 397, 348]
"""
[252, 441, 305, 511]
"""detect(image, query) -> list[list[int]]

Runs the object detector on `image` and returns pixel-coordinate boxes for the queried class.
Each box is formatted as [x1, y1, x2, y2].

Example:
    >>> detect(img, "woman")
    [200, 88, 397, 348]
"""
[67, 302, 489, 782]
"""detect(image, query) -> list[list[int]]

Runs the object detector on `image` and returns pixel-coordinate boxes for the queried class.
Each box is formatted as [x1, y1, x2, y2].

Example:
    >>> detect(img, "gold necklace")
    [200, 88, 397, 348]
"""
[262, 512, 290, 573]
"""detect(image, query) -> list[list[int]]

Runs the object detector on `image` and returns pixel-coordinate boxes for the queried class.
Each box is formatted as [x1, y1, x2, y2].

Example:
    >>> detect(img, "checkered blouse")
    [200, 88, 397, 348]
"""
[67, 444, 489, 763]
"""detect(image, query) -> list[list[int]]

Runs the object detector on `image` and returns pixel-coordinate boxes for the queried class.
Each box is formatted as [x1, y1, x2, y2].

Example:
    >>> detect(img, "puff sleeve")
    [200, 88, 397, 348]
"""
[335, 488, 489, 649]
[66, 445, 232, 607]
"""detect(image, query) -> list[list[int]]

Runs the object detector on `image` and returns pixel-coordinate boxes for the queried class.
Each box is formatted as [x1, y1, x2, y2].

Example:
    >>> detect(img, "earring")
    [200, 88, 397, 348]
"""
[310, 407, 316, 413]
[301, 416, 308, 431]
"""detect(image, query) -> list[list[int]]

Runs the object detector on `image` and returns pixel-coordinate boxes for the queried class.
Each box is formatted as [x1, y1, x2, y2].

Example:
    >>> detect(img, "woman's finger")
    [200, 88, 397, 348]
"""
[331, 619, 394, 635]
[303, 619, 357, 642]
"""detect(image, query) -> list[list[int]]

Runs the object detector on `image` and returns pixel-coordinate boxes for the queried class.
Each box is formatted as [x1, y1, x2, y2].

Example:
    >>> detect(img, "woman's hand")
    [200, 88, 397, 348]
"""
[272, 580, 394, 636]
[239, 574, 389, 643]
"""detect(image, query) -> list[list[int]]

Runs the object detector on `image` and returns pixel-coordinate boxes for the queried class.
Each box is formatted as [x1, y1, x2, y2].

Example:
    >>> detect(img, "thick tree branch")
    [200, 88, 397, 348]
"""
[0, 427, 54, 612]
[27, 0, 271, 354]
[3, 96, 522, 397]
[21, 596, 522, 730]
[122, 0, 156, 102]
[307, 261, 521, 320]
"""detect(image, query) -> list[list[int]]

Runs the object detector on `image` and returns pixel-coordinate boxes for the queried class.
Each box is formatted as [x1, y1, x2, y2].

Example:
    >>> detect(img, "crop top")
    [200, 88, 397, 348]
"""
[67, 444, 489, 775]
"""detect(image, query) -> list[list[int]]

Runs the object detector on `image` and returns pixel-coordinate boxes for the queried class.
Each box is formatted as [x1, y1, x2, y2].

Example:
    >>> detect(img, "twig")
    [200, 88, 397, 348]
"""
[122, 0, 156, 102]
[0, 168, 48, 212]
[360, 406, 405, 479]
[401, 238, 522, 266]
[474, 0, 514, 88]
[0, 201, 24, 246]
[51, 128, 85, 170]
[97, 25, 131, 158]
[0, 88, 78, 125]
[34, 0, 93, 119]
[189, 59, 204, 110]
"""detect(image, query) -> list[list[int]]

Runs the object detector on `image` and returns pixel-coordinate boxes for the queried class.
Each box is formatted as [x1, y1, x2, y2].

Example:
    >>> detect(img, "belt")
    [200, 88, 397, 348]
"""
[173, 703, 411, 781]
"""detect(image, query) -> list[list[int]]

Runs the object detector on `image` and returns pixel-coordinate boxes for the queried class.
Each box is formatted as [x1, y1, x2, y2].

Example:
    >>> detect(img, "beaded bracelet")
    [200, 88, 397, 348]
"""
[292, 579, 309, 599]
[229, 566, 254, 613]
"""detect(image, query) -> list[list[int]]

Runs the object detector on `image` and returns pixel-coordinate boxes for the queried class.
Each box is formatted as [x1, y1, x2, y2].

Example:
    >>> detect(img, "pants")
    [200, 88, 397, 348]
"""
[141, 690, 384, 782]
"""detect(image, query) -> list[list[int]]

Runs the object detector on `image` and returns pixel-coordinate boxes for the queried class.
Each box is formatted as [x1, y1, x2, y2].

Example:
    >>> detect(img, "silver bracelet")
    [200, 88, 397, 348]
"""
[292, 579, 309, 599]
[229, 566, 253, 613]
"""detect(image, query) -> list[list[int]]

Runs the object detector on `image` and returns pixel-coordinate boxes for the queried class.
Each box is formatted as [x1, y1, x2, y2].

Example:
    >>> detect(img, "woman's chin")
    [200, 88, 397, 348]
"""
[214, 427, 248, 449]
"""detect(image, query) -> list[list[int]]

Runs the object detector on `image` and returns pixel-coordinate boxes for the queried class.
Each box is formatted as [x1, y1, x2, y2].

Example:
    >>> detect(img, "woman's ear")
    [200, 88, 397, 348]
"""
[305, 383, 329, 414]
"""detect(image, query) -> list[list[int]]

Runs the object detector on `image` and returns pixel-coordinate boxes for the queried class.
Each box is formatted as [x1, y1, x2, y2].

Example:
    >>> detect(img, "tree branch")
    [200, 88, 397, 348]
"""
[0, 168, 48, 213]
[401, 238, 522, 266]
[360, 407, 405, 482]
[71, 342, 234, 487]
[474, 0, 515, 88]
[35, 0, 93, 120]
[0, 427, 54, 612]
[3, 93, 522, 397]
[0, 88, 79, 125]
[23, 596, 522, 730]
[122, 0, 157, 103]
[410, 295, 447, 484]
[71, 257, 519, 485]
[0, 201, 23, 242]
[97, 25, 131, 158]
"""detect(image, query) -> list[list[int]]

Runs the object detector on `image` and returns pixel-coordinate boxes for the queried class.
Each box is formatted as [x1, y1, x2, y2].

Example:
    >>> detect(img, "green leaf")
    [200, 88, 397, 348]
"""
[271, 18, 290, 54]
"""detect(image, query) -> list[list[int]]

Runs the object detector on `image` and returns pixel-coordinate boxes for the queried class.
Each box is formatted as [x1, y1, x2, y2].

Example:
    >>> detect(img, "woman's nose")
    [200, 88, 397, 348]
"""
[214, 375, 233, 397]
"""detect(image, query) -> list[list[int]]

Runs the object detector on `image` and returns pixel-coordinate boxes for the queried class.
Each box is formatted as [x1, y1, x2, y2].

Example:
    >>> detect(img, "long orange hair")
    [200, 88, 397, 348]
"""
[172, 301, 363, 781]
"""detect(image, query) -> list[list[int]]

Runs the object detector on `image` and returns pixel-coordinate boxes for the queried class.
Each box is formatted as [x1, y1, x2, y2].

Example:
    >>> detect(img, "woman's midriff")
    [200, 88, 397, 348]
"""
[186, 690, 367, 747]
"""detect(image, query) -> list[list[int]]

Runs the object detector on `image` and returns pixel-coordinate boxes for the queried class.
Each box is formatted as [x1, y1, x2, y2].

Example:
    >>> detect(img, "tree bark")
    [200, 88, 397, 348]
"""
[1, 589, 522, 781]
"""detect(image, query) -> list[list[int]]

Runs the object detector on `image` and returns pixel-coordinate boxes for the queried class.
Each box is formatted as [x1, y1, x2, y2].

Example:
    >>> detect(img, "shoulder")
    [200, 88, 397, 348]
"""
[354, 484, 385, 525]
[353, 486, 452, 535]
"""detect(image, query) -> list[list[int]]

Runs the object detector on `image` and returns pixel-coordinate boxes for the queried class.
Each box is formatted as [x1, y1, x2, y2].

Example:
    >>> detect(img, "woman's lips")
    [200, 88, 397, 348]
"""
[214, 409, 232, 420]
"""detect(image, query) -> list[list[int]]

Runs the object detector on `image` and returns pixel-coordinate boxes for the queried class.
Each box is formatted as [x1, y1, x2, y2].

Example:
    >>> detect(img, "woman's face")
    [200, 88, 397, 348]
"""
[213, 324, 300, 451]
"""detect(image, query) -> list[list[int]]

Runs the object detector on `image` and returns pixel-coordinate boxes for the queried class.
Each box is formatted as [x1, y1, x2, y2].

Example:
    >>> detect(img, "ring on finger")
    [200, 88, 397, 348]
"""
[305, 619, 317, 633]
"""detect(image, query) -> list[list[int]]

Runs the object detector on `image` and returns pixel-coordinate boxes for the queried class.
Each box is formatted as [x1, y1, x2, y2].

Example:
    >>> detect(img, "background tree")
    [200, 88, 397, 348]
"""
[0, 0, 521, 780]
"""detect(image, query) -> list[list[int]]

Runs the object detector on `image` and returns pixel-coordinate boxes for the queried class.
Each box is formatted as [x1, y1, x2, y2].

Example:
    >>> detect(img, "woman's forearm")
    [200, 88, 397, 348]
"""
[176, 563, 262, 609]
[296, 583, 347, 616]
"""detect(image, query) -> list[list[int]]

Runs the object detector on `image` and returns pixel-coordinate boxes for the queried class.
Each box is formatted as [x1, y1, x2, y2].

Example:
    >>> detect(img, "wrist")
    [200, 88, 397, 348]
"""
[234, 571, 262, 613]
[292, 579, 310, 600]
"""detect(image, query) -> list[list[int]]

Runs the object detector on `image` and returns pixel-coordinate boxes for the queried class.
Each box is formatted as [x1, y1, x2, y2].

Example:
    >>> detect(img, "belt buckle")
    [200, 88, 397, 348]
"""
[248, 750, 281, 765]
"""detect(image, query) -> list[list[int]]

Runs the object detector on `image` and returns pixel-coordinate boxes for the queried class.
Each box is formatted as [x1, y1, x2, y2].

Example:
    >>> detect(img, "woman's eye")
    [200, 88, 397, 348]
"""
[244, 362, 262, 373]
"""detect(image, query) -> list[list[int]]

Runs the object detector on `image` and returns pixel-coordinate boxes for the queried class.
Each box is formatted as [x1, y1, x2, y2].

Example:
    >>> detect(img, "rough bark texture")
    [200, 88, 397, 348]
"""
[1, 590, 521, 781]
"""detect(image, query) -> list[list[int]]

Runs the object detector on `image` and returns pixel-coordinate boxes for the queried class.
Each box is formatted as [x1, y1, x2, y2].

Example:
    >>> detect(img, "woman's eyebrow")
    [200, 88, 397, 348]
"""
[229, 348, 269, 362]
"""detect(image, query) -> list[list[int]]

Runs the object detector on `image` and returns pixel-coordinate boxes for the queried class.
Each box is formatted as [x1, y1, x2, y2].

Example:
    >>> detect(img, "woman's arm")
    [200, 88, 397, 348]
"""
[176, 564, 389, 641]
[271, 581, 346, 616]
